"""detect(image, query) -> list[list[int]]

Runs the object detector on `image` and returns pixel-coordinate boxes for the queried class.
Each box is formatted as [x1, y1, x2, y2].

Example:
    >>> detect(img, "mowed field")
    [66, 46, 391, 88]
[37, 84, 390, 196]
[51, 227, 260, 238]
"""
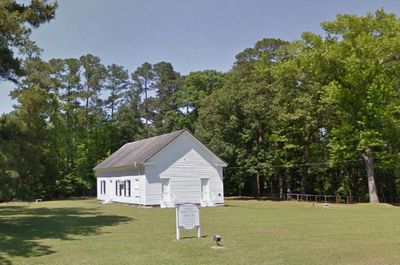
[1, 199, 400, 265]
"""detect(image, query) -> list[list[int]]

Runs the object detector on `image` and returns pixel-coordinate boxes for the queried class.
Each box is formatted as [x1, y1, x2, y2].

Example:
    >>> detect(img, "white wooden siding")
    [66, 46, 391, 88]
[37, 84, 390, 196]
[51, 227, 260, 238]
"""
[145, 131, 224, 206]
[96, 166, 145, 204]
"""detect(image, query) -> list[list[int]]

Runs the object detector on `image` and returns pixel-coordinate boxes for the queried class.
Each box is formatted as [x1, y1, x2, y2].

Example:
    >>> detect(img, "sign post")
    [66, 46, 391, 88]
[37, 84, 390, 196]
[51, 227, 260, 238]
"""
[176, 203, 201, 240]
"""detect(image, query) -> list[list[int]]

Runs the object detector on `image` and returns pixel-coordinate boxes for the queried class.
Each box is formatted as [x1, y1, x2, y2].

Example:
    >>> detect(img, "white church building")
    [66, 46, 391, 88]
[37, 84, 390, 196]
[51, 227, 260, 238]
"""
[94, 129, 227, 208]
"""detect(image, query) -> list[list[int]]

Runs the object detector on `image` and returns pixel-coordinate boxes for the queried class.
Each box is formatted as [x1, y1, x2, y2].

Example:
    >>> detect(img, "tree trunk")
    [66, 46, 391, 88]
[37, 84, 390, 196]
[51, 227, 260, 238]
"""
[85, 82, 90, 130]
[238, 179, 244, 197]
[144, 83, 148, 137]
[362, 148, 379, 203]
[110, 88, 115, 119]
[279, 174, 284, 199]
[302, 144, 310, 193]
[256, 173, 260, 199]
[66, 84, 71, 171]
[111, 101, 114, 119]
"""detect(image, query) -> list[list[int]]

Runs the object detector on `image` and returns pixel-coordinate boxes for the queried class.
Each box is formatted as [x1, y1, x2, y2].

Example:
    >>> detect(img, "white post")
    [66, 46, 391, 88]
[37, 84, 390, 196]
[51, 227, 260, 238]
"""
[197, 226, 201, 238]
[176, 207, 180, 240]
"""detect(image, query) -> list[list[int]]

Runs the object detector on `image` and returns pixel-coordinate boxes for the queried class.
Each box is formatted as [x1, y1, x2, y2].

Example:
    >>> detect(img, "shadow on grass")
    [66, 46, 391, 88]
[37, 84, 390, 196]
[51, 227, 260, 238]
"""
[179, 235, 208, 240]
[0, 205, 132, 264]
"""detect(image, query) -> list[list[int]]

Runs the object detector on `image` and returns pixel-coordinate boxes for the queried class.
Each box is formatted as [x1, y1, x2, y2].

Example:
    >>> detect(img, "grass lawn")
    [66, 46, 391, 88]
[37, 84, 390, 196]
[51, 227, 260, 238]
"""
[1, 199, 400, 265]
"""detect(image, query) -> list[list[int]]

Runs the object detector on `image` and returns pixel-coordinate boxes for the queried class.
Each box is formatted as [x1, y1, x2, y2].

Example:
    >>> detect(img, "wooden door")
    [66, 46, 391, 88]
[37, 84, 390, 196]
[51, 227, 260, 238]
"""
[161, 178, 171, 205]
[201, 178, 210, 204]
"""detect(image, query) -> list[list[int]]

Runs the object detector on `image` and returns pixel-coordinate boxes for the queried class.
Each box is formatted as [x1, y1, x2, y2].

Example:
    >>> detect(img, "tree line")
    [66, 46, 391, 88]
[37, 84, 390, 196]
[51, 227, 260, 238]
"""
[1, 1, 399, 203]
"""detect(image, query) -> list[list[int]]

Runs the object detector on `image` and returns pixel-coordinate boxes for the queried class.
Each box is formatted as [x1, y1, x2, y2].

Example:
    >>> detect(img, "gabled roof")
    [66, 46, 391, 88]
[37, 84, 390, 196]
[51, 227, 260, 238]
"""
[94, 129, 228, 171]
[94, 130, 185, 170]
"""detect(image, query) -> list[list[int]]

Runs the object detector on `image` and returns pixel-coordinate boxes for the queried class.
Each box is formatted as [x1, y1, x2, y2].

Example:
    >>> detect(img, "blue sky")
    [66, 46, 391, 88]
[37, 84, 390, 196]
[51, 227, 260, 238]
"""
[1, 0, 399, 114]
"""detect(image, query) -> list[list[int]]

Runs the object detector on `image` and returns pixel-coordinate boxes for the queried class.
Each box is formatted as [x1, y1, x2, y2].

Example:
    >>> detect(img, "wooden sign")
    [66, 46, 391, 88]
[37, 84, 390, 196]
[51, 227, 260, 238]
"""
[176, 203, 201, 240]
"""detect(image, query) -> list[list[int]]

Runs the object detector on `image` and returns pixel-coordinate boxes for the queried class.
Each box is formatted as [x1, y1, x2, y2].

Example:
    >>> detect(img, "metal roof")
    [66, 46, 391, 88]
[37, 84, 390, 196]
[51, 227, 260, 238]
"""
[94, 129, 185, 170]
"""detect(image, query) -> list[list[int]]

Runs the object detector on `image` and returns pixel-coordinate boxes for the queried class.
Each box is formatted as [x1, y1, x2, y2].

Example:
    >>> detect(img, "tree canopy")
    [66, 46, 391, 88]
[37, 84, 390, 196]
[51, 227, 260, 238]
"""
[0, 0, 57, 82]
[1, 7, 400, 203]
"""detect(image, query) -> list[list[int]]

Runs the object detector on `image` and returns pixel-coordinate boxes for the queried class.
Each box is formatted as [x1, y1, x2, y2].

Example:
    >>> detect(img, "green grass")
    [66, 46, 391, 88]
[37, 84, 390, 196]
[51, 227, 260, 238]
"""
[1, 199, 400, 265]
